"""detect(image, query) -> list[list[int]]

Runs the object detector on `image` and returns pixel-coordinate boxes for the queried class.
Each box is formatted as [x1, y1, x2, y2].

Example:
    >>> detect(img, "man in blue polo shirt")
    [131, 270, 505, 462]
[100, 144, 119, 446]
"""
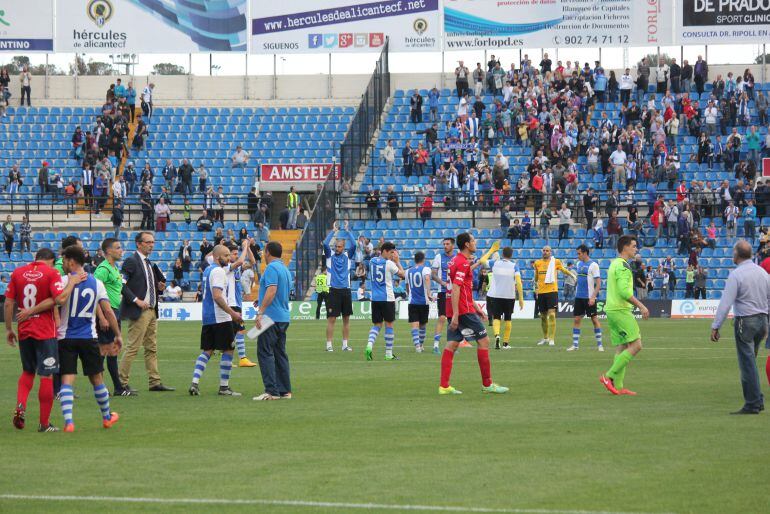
[253, 241, 293, 401]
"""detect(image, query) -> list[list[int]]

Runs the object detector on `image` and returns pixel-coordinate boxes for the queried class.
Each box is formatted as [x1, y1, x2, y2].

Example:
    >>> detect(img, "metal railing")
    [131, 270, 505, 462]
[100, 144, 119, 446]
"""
[293, 40, 391, 299]
[338, 40, 390, 183]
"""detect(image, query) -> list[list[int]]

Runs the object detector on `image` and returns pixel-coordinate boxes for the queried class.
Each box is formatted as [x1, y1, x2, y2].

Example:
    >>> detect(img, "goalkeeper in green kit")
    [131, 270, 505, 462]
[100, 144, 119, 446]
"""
[600, 235, 649, 396]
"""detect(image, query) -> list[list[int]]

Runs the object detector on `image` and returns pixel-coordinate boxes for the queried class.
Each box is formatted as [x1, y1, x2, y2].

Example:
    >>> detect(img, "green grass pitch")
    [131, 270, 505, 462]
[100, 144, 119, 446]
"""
[0, 318, 768, 514]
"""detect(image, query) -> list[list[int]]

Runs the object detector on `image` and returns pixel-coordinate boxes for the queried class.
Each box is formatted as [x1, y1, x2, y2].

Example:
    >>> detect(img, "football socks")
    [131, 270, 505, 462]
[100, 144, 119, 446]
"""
[94, 383, 111, 421]
[219, 353, 233, 387]
[384, 327, 394, 358]
[192, 352, 210, 385]
[60, 384, 74, 426]
[235, 333, 246, 359]
[476, 348, 492, 387]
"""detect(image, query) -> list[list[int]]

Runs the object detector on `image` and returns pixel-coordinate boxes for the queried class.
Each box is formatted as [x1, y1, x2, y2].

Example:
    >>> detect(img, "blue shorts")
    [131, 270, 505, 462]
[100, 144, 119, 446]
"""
[19, 338, 59, 376]
[447, 314, 488, 343]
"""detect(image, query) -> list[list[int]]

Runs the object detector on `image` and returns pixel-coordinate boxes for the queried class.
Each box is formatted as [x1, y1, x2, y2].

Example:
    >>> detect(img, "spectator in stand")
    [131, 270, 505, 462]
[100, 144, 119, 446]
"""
[743, 199, 757, 242]
[7, 163, 21, 195]
[93, 172, 108, 214]
[455, 61, 470, 98]
[694, 266, 708, 299]
[132, 114, 147, 151]
[0, 68, 10, 117]
[2, 215, 14, 257]
[162, 280, 182, 302]
[37, 161, 49, 195]
[140, 184, 154, 230]
[177, 158, 194, 197]
[17, 215, 30, 253]
[725, 201, 739, 239]
[636, 58, 650, 103]
[141, 83, 154, 119]
[296, 207, 307, 229]
[123, 162, 137, 193]
[381, 140, 396, 176]
[654, 57, 669, 94]
[694, 55, 708, 94]
[428, 87, 440, 123]
[557, 203, 571, 242]
[197, 209, 213, 232]
[126, 80, 137, 122]
[114, 78, 126, 99]
[401, 141, 413, 177]
[71, 126, 84, 160]
[609, 144, 627, 189]
[685, 265, 696, 298]
[162, 159, 176, 192]
[112, 175, 126, 203]
[231, 144, 249, 169]
[19, 65, 31, 106]
[154, 197, 171, 232]
[287, 186, 299, 229]
[386, 185, 399, 220]
[111, 199, 124, 238]
[419, 193, 433, 223]
[606, 214, 622, 249]
[409, 89, 423, 123]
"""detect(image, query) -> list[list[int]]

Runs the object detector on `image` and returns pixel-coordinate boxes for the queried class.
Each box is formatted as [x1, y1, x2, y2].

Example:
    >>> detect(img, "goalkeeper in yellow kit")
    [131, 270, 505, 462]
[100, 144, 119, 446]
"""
[532, 246, 576, 346]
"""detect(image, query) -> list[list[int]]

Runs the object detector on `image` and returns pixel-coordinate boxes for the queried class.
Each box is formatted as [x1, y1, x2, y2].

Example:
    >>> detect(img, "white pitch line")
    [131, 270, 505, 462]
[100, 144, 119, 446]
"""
[0, 494, 674, 514]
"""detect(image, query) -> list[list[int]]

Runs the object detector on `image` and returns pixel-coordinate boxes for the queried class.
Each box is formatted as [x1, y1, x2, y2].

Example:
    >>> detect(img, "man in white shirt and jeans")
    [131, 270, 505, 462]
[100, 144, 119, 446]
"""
[381, 140, 396, 176]
[609, 144, 627, 189]
[704, 101, 719, 136]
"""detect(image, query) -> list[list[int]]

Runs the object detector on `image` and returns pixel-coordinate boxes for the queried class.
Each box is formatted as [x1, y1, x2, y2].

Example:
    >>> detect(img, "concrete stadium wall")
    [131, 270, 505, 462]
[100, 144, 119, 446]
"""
[15, 64, 762, 105]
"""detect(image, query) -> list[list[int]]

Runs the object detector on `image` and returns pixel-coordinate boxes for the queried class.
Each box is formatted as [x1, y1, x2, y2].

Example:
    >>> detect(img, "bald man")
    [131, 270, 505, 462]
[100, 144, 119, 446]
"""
[533, 246, 575, 346]
[189, 245, 244, 397]
[711, 240, 770, 414]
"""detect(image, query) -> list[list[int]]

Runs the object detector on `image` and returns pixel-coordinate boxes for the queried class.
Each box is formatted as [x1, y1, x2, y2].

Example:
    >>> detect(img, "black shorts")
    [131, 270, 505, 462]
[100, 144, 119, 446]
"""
[19, 338, 59, 376]
[408, 304, 429, 325]
[573, 297, 598, 318]
[536, 291, 559, 313]
[231, 306, 245, 333]
[447, 313, 488, 342]
[372, 301, 396, 324]
[59, 338, 103, 376]
[327, 287, 353, 318]
[201, 321, 235, 352]
[437, 292, 447, 317]
[488, 297, 515, 320]
[97, 307, 121, 345]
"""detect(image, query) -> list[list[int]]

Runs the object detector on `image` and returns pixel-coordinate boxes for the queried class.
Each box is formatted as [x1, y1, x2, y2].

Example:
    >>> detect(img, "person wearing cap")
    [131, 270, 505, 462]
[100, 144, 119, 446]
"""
[231, 145, 249, 169]
[37, 162, 49, 196]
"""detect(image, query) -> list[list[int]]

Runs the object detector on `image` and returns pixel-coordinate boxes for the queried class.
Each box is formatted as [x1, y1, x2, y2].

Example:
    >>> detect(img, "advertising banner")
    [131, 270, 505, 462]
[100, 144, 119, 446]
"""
[677, 0, 770, 44]
[556, 299, 672, 319]
[0, 1, 54, 52]
[443, 0, 672, 50]
[670, 299, 729, 319]
[56, 0, 248, 53]
[259, 163, 340, 192]
[157, 301, 371, 322]
[251, 0, 440, 53]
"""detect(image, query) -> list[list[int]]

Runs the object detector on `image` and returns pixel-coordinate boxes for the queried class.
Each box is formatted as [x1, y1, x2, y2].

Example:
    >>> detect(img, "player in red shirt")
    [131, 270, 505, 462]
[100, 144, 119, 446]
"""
[439, 232, 508, 395]
[6, 248, 83, 432]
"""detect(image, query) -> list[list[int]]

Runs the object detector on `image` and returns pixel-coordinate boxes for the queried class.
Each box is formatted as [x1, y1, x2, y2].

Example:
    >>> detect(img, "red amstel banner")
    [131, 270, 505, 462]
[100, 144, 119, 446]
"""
[260, 163, 339, 183]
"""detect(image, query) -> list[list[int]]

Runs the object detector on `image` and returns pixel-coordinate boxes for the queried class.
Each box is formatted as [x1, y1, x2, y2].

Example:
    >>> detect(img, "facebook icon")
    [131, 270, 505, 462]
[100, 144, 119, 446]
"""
[308, 34, 322, 49]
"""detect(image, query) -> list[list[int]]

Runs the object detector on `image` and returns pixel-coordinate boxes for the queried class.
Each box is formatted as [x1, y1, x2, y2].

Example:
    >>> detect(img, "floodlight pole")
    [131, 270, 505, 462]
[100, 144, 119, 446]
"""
[244, 54, 249, 100]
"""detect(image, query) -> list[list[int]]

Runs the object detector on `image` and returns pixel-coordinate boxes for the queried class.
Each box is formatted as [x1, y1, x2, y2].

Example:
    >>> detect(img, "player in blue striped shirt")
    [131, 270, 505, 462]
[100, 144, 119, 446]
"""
[55, 246, 122, 432]
[406, 252, 433, 353]
[365, 242, 405, 361]
[322, 222, 357, 352]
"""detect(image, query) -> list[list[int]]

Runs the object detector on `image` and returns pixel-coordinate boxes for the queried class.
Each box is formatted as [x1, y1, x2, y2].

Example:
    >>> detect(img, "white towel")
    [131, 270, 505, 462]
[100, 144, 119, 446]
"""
[544, 256, 556, 284]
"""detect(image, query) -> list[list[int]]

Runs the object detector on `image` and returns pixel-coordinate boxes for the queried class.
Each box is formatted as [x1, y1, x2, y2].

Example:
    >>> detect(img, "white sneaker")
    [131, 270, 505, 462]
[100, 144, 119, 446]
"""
[253, 393, 278, 401]
[342, 346, 353, 352]
[597, 345, 605, 352]
[536, 339, 549, 346]
[548, 340, 555, 346]
[415, 345, 423, 353]
[325, 346, 333, 352]
[566, 345, 579, 352]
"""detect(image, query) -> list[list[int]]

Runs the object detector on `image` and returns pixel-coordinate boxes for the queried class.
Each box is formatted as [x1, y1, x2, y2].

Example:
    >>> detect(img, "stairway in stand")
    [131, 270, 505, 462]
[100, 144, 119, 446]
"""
[76, 106, 141, 213]
[244, 229, 302, 301]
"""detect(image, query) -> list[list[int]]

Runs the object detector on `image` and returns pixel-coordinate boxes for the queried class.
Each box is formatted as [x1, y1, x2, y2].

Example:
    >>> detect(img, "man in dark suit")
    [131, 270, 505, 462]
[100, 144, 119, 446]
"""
[118, 231, 175, 392]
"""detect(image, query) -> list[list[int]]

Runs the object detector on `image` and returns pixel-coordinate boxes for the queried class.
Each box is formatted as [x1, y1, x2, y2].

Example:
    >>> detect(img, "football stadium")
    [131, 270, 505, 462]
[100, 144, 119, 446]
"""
[1, 1, 769, 513]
